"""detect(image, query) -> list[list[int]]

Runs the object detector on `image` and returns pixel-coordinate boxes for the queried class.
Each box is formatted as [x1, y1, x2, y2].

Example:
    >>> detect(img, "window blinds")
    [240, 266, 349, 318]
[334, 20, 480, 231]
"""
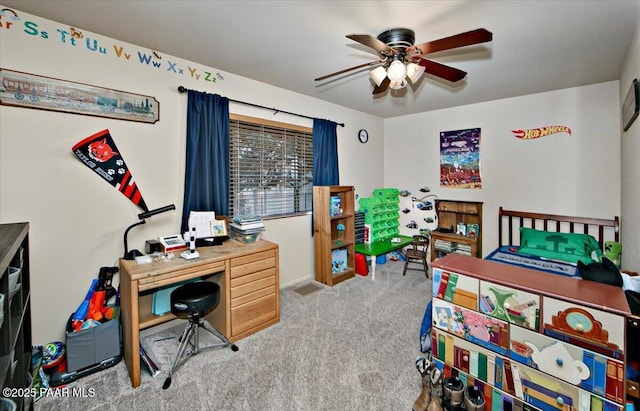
[229, 116, 313, 218]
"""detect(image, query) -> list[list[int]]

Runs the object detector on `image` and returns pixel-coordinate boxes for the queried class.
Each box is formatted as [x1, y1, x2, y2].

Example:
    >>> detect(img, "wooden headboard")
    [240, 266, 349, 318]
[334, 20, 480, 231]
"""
[498, 207, 620, 250]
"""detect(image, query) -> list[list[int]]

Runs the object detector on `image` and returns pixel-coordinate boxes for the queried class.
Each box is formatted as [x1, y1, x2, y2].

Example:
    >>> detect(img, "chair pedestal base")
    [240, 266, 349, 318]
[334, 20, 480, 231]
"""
[162, 315, 238, 389]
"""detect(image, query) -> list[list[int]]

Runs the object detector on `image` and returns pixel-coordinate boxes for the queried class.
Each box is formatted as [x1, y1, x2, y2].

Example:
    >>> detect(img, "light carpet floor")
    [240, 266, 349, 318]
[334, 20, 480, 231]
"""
[35, 261, 432, 410]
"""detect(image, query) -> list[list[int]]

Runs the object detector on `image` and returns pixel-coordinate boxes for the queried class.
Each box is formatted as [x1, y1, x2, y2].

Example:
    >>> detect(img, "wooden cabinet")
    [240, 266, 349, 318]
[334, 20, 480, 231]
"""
[431, 254, 639, 411]
[430, 199, 483, 261]
[313, 186, 355, 286]
[1, 223, 32, 410]
[229, 248, 279, 338]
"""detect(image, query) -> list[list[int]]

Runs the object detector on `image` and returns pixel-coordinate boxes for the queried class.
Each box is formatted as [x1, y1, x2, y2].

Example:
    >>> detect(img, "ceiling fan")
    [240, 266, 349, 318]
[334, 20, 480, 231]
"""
[315, 28, 493, 94]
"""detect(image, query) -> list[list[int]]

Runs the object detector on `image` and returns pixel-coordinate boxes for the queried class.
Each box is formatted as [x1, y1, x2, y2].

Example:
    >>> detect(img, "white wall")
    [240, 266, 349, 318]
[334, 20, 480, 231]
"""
[0, 8, 384, 343]
[384, 82, 622, 255]
[621, 15, 640, 270]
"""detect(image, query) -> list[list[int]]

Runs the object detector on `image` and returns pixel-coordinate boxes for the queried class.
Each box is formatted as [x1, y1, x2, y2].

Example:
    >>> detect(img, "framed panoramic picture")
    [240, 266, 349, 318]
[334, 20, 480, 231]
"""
[622, 78, 639, 132]
[0, 68, 159, 124]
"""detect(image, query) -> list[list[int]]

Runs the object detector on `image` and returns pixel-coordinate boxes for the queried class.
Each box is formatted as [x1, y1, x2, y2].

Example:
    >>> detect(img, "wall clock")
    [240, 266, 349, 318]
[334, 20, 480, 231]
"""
[358, 129, 369, 144]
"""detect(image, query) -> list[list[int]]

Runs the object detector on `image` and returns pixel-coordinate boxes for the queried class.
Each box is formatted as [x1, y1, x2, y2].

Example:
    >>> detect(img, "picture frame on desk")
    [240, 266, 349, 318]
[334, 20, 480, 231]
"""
[456, 222, 467, 236]
[210, 219, 228, 236]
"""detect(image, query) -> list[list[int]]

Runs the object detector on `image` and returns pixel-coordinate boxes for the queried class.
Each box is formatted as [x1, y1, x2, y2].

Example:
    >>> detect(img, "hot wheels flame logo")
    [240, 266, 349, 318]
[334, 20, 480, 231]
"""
[511, 125, 572, 140]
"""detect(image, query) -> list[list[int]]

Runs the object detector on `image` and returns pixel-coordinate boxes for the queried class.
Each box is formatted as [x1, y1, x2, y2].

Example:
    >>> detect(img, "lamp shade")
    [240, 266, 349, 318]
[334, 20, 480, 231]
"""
[369, 66, 387, 87]
[406, 62, 426, 83]
[386, 60, 407, 83]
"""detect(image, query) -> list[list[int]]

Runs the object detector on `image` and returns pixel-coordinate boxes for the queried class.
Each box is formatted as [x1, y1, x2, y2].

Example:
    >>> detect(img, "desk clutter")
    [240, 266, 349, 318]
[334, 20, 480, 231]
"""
[229, 216, 265, 243]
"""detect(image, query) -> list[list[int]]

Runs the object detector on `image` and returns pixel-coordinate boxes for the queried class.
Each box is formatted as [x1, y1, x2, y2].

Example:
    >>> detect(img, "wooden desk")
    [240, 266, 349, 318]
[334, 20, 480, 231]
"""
[355, 235, 413, 280]
[119, 239, 279, 387]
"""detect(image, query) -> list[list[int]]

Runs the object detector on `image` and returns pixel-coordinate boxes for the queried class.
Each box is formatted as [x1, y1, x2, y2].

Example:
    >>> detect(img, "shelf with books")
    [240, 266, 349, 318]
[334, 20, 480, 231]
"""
[431, 231, 477, 261]
[431, 199, 482, 261]
[313, 186, 355, 286]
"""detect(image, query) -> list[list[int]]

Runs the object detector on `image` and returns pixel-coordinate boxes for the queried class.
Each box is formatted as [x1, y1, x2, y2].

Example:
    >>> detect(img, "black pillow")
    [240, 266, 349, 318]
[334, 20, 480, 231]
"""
[577, 257, 623, 287]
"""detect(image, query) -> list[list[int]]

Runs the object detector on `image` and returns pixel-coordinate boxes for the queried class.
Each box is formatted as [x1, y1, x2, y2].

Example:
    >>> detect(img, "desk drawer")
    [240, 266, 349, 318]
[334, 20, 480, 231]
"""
[230, 250, 276, 279]
[137, 260, 225, 291]
[542, 297, 625, 360]
[231, 293, 277, 335]
[231, 268, 276, 298]
[231, 283, 276, 308]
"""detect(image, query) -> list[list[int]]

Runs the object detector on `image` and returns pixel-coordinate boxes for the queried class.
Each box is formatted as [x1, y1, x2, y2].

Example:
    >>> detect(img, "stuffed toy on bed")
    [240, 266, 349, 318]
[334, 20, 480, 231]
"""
[604, 241, 622, 268]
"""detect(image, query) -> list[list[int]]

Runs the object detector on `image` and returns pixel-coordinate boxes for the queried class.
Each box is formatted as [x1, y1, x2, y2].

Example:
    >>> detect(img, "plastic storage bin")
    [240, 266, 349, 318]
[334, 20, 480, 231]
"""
[65, 309, 121, 372]
[8, 267, 19, 295]
[230, 228, 263, 244]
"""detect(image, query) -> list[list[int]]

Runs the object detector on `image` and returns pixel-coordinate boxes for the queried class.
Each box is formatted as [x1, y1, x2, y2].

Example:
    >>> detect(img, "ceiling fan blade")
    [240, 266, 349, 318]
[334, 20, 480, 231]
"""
[409, 28, 493, 55]
[373, 77, 390, 95]
[315, 60, 384, 82]
[347, 34, 397, 56]
[414, 57, 467, 82]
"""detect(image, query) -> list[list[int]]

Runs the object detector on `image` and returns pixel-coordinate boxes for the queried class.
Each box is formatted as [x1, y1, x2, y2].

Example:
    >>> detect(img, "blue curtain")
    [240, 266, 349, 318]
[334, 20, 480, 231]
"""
[312, 119, 339, 186]
[181, 90, 230, 233]
[312, 119, 339, 234]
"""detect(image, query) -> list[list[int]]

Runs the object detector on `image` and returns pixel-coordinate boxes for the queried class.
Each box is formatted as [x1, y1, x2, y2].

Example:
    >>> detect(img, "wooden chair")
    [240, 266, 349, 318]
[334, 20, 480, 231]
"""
[403, 235, 430, 278]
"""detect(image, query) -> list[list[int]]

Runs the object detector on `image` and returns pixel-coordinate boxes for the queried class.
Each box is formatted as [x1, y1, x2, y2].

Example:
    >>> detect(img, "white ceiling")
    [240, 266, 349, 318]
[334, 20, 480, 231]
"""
[2, 0, 639, 119]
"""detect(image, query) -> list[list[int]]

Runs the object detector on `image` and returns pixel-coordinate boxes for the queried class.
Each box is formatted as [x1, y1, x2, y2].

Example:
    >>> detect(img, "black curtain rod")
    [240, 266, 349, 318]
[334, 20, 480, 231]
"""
[177, 86, 344, 127]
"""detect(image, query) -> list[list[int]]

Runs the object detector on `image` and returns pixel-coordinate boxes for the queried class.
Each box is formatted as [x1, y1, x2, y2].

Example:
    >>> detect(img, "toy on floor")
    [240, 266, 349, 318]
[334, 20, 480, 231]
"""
[38, 342, 66, 371]
[71, 266, 120, 331]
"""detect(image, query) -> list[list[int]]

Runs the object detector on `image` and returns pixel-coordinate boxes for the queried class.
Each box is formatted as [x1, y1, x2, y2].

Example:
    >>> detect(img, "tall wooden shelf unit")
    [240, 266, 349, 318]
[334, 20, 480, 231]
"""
[430, 199, 483, 261]
[313, 186, 355, 286]
[0, 223, 32, 411]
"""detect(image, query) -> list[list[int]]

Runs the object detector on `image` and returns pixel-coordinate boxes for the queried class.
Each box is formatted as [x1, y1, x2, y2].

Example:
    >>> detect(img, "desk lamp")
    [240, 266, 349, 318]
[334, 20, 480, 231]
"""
[123, 204, 176, 260]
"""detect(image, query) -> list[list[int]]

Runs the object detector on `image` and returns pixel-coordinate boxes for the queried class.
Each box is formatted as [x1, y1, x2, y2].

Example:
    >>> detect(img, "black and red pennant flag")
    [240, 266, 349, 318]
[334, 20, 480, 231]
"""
[72, 129, 149, 212]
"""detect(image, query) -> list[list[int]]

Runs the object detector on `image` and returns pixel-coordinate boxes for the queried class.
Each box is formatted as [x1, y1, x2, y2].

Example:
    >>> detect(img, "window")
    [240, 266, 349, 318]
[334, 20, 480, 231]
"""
[229, 114, 313, 219]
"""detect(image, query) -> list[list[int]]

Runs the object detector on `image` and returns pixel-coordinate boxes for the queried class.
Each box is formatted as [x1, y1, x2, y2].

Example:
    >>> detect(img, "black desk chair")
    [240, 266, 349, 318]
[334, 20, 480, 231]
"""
[403, 235, 430, 278]
[162, 281, 238, 389]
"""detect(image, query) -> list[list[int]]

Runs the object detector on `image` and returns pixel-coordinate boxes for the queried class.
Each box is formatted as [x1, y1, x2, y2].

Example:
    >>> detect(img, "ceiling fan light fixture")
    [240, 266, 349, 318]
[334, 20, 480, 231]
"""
[386, 60, 407, 83]
[406, 62, 425, 83]
[389, 79, 407, 90]
[369, 66, 387, 87]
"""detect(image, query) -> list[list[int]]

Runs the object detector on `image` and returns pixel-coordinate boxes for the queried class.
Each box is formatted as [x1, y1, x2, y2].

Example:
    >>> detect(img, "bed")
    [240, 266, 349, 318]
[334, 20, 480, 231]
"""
[485, 207, 620, 278]
[482, 207, 640, 396]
